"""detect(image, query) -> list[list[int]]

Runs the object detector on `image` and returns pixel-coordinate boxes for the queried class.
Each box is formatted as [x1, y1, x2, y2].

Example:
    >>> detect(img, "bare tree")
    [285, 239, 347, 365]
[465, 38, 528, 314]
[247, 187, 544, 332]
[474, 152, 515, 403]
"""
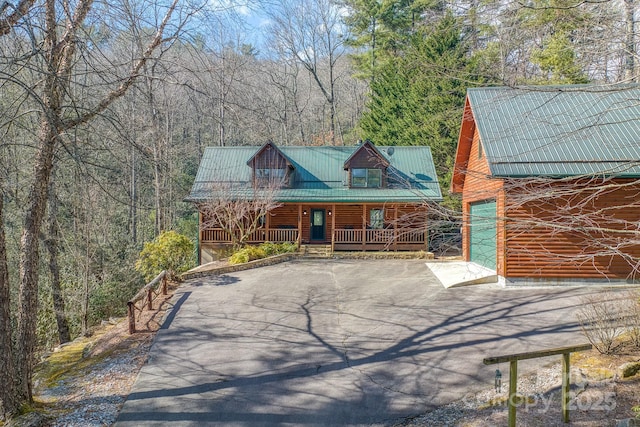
[0, 0, 193, 412]
[45, 171, 70, 344]
[266, 0, 348, 145]
[624, 0, 637, 81]
[199, 182, 283, 249]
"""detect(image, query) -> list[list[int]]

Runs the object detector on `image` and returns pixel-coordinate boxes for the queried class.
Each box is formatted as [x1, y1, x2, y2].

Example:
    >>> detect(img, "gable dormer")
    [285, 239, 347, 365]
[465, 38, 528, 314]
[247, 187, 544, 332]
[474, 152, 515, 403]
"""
[247, 142, 294, 188]
[344, 140, 390, 188]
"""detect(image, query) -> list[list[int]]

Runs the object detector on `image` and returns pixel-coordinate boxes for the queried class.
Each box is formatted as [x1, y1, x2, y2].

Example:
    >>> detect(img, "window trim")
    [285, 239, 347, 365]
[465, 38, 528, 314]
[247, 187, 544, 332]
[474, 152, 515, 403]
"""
[351, 168, 382, 188]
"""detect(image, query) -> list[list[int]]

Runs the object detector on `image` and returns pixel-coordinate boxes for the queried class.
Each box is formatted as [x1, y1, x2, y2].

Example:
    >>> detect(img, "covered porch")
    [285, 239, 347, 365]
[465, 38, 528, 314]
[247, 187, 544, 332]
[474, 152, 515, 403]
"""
[199, 202, 428, 253]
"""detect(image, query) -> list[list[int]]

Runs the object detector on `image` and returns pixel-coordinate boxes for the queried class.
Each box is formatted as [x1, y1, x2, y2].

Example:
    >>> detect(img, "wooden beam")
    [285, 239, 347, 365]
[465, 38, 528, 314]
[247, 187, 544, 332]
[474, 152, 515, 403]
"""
[393, 206, 398, 252]
[484, 343, 592, 426]
[297, 204, 302, 248]
[331, 204, 336, 253]
[362, 204, 367, 251]
[562, 352, 570, 423]
[483, 344, 592, 365]
[509, 360, 517, 427]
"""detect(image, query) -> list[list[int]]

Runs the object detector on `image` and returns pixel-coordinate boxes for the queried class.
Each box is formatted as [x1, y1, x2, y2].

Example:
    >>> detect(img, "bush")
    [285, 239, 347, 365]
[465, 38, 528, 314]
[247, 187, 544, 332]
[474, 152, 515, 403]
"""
[260, 241, 280, 256]
[228, 242, 298, 265]
[622, 290, 640, 348]
[135, 231, 194, 281]
[576, 291, 627, 354]
[229, 250, 249, 265]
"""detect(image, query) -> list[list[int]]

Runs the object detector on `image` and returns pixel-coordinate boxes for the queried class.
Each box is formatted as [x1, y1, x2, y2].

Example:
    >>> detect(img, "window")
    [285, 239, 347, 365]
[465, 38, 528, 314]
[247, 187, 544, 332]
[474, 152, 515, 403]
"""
[351, 168, 382, 188]
[256, 168, 286, 186]
[478, 142, 483, 159]
[370, 209, 384, 229]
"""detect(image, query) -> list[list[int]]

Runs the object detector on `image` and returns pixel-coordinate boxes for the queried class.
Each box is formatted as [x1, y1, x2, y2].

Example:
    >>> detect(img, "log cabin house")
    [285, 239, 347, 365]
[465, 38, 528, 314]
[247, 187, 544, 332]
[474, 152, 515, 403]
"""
[452, 85, 640, 285]
[187, 140, 442, 263]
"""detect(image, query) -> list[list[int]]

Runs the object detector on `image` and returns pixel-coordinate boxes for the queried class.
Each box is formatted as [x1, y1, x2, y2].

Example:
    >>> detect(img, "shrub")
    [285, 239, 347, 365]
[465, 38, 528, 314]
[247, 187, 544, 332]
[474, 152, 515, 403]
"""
[576, 291, 627, 354]
[228, 242, 298, 265]
[260, 241, 280, 256]
[229, 250, 249, 265]
[622, 290, 640, 348]
[135, 231, 195, 281]
[229, 246, 266, 265]
[275, 242, 297, 254]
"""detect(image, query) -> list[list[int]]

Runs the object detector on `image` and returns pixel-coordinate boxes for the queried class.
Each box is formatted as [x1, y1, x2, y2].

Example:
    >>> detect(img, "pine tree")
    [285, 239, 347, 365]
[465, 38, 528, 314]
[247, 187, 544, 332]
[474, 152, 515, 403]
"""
[359, 12, 483, 199]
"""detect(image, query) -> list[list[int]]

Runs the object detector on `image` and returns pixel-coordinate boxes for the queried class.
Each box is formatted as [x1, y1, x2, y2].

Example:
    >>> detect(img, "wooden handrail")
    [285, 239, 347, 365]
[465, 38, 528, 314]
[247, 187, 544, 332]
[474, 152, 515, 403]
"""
[483, 343, 592, 426]
[127, 271, 168, 334]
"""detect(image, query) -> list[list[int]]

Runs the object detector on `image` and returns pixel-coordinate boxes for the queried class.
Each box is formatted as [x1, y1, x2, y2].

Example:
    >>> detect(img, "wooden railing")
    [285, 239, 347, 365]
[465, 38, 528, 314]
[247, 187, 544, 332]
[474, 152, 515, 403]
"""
[202, 227, 422, 246]
[202, 228, 298, 244]
[127, 271, 168, 334]
[334, 228, 425, 244]
[333, 229, 363, 243]
[268, 229, 298, 242]
[483, 344, 592, 426]
[201, 228, 232, 243]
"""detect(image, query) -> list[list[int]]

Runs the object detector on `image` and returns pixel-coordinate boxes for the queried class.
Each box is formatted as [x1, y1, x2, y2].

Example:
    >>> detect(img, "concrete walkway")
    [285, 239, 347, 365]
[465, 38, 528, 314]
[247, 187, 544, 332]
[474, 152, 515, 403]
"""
[116, 259, 594, 427]
[425, 261, 498, 288]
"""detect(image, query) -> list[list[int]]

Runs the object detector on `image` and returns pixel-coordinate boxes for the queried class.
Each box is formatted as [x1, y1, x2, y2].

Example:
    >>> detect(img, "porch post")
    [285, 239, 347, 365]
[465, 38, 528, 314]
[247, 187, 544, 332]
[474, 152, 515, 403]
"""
[393, 205, 398, 251]
[297, 204, 302, 248]
[331, 204, 336, 253]
[265, 208, 271, 242]
[424, 206, 429, 251]
[362, 204, 367, 251]
[198, 210, 202, 265]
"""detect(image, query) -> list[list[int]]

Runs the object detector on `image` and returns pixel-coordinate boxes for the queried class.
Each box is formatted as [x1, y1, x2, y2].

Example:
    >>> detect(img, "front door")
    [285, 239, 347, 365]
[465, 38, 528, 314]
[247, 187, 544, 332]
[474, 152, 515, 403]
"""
[310, 209, 326, 241]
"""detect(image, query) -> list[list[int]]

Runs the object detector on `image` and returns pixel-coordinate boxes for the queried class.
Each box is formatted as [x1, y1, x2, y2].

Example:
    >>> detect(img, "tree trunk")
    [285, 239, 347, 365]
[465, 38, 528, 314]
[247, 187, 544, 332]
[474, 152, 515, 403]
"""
[625, 0, 636, 81]
[130, 144, 138, 244]
[0, 188, 18, 418]
[46, 176, 70, 344]
[17, 122, 58, 402]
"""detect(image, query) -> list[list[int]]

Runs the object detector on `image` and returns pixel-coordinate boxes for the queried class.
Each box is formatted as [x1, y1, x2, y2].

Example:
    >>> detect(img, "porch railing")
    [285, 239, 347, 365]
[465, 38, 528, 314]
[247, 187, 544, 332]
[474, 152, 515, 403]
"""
[333, 229, 363, 243]
[268, 229, 298, 242]
[201, 227, 425, 247]
[201, 228, 232, 243]
[334, 228, 425, 245]
[201, 228, 298, 244]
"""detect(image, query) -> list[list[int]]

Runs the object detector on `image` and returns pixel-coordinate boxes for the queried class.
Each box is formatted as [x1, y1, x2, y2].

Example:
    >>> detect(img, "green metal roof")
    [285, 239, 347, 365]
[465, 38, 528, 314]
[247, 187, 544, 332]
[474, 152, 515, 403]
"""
[467, 85, 640, 177]
[187, 145, 442, 202]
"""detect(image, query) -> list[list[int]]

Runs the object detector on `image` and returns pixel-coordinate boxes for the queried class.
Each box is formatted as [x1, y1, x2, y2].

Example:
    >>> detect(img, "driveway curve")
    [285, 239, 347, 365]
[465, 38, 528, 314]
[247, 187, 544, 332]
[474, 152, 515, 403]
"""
[116, 259, 592, 426]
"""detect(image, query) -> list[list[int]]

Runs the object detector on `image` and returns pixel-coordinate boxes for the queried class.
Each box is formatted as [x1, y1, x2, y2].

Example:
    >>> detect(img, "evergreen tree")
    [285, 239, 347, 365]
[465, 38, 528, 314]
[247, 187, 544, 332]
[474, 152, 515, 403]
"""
[342, 0, 442, 82]
[359, 12, 483, 200]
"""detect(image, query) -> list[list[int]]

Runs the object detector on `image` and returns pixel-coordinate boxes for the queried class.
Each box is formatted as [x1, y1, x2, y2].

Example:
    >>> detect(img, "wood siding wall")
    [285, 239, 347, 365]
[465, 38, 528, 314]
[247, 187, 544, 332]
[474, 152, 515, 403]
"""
[460, 128, 505, 275]
[503, 179, 640, 280]
[345, 145, 389, 188]
[200, 202, 427, 248]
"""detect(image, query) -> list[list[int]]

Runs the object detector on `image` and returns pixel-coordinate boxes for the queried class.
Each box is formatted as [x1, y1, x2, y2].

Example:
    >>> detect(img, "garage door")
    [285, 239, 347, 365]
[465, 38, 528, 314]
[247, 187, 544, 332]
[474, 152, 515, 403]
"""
[469, 200, 496, 270]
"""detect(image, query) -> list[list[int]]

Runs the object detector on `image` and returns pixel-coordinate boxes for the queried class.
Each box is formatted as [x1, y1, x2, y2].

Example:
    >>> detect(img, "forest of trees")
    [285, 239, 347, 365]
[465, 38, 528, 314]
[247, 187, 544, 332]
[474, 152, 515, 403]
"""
[0, 0, 638, 418]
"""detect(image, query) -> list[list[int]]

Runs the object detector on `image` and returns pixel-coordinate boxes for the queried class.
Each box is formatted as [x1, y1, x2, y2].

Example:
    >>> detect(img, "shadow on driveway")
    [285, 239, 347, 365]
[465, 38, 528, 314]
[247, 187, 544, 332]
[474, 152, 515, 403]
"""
[116, 260, 595, 426]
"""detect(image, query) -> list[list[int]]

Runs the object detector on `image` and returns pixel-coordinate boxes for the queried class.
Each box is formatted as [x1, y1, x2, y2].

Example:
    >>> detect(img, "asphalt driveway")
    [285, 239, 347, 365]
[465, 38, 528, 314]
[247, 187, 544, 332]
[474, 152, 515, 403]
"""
[116, 259, 593, 426]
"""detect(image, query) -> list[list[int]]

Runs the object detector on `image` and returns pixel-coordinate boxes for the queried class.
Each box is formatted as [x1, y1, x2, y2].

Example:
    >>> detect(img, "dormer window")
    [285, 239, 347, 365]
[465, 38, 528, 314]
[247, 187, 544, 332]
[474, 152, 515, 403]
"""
[256, 168, 286, 181]
[247, 141, 294, 188]
[344, 140, 389, 189]
[352, 168, 382, 188]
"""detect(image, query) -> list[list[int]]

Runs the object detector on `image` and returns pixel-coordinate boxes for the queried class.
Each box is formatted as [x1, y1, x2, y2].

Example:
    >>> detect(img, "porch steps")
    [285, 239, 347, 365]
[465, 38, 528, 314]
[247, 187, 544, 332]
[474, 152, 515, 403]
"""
[301, 244, 333, 258]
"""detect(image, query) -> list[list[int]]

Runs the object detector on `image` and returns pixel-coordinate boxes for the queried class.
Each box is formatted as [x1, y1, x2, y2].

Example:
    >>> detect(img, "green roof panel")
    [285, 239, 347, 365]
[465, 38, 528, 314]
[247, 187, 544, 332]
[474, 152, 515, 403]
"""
[467, 85, 640, 177]
[187, 145, 442, 203]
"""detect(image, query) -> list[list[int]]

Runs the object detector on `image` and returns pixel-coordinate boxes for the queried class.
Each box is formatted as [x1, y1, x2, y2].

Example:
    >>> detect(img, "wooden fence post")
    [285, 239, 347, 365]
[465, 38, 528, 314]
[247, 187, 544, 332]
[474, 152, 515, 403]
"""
[484, 344, 592, 426]
[127, 301, 136, 334]
[562, 352, 571, 423]
[127, 270, 167, 335]
[508, 360, 518, 427]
